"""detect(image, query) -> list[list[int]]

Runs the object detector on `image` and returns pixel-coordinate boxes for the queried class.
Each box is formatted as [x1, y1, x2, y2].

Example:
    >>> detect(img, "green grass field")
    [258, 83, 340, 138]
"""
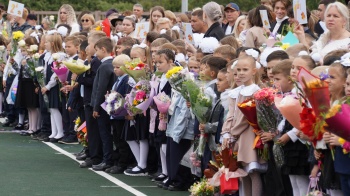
[0, 132, 190, 196]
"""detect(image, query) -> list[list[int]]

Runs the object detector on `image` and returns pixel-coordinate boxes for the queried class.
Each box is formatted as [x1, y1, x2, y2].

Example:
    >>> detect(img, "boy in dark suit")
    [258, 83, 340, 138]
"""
[105, 54, 133, 174]
[77, 32, 105, 168]
[91, 37, 116, 171]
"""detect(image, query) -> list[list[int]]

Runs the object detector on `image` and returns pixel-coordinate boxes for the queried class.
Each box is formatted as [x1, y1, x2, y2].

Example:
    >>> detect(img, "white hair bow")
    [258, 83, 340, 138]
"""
[230, 60, 238, 69]
[160, 29, 167, 34]
[171, 25, 180, 33]
[245, 49, 259, 60]
[35, 25, 42, 31]
[335, 52, 350, 67]
[298, 51, 308, 56]
[47, 30, 58, 35]
[57, 26, 68, 37]
[132, 43, 147, 49]
[199, 37, 219, 54]
[30, 32, 39, 43]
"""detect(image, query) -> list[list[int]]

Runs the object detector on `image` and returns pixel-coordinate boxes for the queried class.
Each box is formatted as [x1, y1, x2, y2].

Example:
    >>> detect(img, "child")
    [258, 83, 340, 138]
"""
[77, 31, 104, 168]
[151, 49, 174, 182]
[150, 38, 170, 66]
[41, 33, 66, 142]
[107, 54, 133, 174]
[322, 59, 348, 196]
[213, 45, 237, 63]
[130, 44, 152, 71]
[222, 56, 264, 196]
[115, 37, 137, 56]
[290, 55, 316, 82]
[188, 57, 200, 76]
[266, 50, 289, 85]
[91, 37, 116, 171]
[59, 36, 79, 144]
[0, 35, 7, 117]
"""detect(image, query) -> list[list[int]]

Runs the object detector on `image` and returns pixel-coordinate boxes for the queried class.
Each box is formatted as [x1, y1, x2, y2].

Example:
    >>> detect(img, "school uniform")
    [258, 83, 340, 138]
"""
[78, 56, 102, 165]
[110, 74, 132, 169]
[91, 56, 116, 166]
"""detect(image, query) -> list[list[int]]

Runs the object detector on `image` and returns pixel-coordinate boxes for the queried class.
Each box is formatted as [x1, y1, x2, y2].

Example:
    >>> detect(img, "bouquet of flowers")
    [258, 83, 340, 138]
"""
[189, 178, 216, 196]
[62, 58, 90, 86]
[324, 103, 350, 141]
[120, 58, 147, 82]
[274, 93, 302, 130]
[237, 98, 264, 152]
[76, 119, 87, 147]
[166, 66, 193, 94]
[10, 31, 25, 57]
[26, 49, 40, 79]
[0, 45, 7, 64]
[35, 66, 49, 108]
[101, 91, 127, 118]
[253, 88, 281, 161]
[125, 80, 155, 116]
[153, 92, 171, 131]
[51, 53, 69, 84]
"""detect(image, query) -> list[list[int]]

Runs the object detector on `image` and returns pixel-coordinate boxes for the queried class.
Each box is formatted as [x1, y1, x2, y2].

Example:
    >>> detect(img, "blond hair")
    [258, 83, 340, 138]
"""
[57, 4, 77, 25]
[113, 54, 131, 66]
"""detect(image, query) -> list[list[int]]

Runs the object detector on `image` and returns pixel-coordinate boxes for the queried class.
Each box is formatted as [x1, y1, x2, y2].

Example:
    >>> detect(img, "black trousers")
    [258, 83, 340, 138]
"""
[97, 109, 113, 165]
[166, 137, 192, 186]
[85, 105, 102, 165]
[111, 119, 132, 168]
[4, 75, 17, 122]
[61, 95, 78, 137]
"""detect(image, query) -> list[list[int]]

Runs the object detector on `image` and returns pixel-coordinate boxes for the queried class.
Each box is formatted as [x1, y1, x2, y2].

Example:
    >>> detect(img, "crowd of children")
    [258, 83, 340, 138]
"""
[1, 0, 350, 195]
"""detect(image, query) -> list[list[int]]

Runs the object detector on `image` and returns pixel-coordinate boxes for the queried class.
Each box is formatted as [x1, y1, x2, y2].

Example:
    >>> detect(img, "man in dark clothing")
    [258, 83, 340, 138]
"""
[222, 3, 241, 35]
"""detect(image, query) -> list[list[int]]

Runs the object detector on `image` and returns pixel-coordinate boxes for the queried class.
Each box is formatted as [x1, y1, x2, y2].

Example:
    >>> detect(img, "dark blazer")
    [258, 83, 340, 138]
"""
[77, 56, 101, 106]
[222, 23, 234, 34]
[314, 20, 325, 37]
[114, 75, 131, 97]
[270, 18, 289, 35]
[90, 58, 116, 112]
[203, 22, 225, 41]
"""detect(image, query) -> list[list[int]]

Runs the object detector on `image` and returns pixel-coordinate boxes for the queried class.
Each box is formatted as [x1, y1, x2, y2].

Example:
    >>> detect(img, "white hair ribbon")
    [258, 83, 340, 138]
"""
[230, 60, 238, 69]
[171, 25, 180, 33]
[245, 49, 259, 60]
[298, 51, 308, 56]
[160, 29, 166, 34]
[57, 26, 68, 37]
[47, 30, 58, 35]
[336, 52, 350, 67]
[132, 43, 147, 49]
[30, 32, 39, 43]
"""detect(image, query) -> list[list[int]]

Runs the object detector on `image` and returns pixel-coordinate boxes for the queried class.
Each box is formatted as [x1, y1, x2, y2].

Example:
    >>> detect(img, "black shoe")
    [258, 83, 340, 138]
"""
[31, 130, 42, 140]
[14, 124, 24, 130]
[124, 166, 148, 176]
[76, 153, 87, 161]
[75, 147, 88, 156]
[10, 121, 19, 127]
[49, 137, 63, 143]
[20, 130, 35, 136]
[152, 173, 168, 182]
[168, 184, 188, 191]
[58, 137, 79, 145]
[92, 162, 111, 171]
[110, 166, 126, 174]
[79, 158, 93, 168]
[105, 166, 115, 173]
[2, 120, 14, 127]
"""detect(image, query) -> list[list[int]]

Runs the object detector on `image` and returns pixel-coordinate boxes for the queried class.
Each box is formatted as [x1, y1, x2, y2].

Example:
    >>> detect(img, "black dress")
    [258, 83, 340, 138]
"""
[45, 61, 60, 109]
[281, 120, 310, 176]
[122, 109, 150, 141]
[15, 65, 39, 108]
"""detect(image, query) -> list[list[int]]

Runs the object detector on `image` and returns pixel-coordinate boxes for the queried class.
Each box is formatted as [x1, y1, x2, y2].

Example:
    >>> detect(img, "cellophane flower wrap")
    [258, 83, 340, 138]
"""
[120, 58, 147, 82]
[62, 59, 90, 86]
[125, 80, 155, 116]
[75, 118, 87, 147]
[153, 92, 171, 131]
[184, 80, 213, 157]
[297, 67, 329, 143]
[51, 53, 69, 84]
[166, 66, 193, 99]
[325, 103, 350, 141]
[10, 31, 24, 57]
[237, 98, 263, 152]
[274, 93, 302, 130]
[101, 91, 127, 118]
[35, 66, 49, 108]
[253, 88, 281, 161]
[189, 177, 216, 196]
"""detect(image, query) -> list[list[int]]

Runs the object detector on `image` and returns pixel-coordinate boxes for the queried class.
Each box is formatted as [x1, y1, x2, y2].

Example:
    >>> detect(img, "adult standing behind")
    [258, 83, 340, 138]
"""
[12, 8, 31, 33]
[244, 6, 273, 48]
[26, 14, 37, 27]
[41, 16, 54, 33]
[56, 4, 80, 35]
[202, 2, 225, 41]
[122, 16, 136, 38]
[296, 2, 350, 59]
[315, 0, 336, 37]
[191, 9, 208, 34]
[80, 14, 95, 32]
[232, 15, 247, 38]
[270, 0, 291, 35]
[133, 4, 146, 23]
[222, 3, 241, 35]
[149, 6, 165, 32]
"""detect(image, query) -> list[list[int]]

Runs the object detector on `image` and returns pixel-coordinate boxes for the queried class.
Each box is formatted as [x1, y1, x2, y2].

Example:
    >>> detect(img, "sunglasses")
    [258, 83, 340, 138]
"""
[60, 12, 67, 14]
[81, 19, 89, 23]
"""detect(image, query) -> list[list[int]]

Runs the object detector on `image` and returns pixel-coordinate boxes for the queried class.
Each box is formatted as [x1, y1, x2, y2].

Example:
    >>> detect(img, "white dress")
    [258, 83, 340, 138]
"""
[311, 32, 350, 58]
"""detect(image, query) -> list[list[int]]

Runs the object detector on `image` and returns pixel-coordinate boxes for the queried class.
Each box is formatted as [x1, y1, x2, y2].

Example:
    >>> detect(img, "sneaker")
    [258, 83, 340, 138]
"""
[58, 137, 79, 145]
[124, 166, 148, 176]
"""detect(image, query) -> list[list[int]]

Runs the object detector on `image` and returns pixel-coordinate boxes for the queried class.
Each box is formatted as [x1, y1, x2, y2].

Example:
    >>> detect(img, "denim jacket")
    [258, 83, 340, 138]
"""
[166, 91, 194, 143]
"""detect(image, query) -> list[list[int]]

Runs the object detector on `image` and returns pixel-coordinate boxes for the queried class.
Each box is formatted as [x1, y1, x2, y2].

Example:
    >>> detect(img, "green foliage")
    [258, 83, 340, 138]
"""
[6, 0, 319, 12]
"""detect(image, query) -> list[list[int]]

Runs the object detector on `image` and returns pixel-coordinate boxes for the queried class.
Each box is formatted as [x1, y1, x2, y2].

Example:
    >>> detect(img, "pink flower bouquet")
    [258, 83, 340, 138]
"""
[153, 92, 171, 131]
[325, 104, 350, 141]
[274, 94, 302, 130]
[125, 80, 156, 116]
[52, 58, 69, 84]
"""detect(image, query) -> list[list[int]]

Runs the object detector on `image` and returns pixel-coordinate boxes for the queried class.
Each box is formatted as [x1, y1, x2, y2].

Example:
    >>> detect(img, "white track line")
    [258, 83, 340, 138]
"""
[43, 142, 147, 196]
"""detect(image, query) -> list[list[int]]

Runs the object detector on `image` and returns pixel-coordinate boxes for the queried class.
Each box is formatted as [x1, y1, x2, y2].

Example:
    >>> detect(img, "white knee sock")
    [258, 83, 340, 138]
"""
[127, 140, 140, 165]
[0, 93, 3, 113]
[36, 109, 41, 130]
[51, 109, 64, 139]
[160, 144, 167, 175]
[49, 109, 58, 138]
[27, 108, 33, 131]
[139, 139, 149, 169]
[296, 175, 309, 196]
[19, 113, 24, 124]
[289, 175, 300, 196]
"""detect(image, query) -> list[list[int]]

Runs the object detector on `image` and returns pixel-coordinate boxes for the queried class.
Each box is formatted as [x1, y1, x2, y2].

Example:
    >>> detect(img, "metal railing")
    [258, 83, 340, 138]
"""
[31, 11, 107, 23]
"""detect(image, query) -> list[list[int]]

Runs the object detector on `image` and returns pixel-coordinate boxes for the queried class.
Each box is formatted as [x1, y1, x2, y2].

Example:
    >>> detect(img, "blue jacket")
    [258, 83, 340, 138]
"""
[166, 92, 194, 143]
[112, 75, 131, 120]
